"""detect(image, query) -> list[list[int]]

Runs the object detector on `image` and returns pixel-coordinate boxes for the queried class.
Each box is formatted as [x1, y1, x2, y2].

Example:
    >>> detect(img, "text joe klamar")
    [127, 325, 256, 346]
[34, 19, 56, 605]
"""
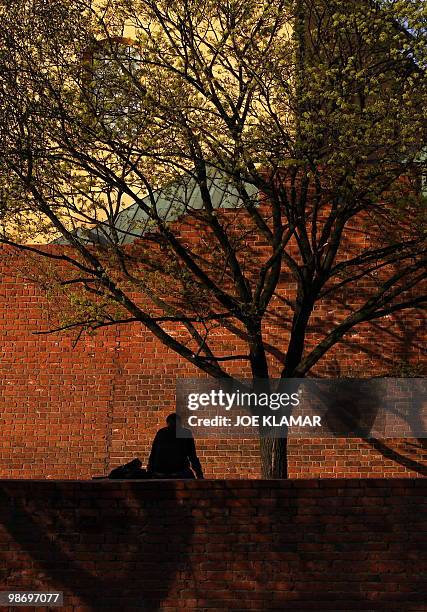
[187, 415, 322, 427]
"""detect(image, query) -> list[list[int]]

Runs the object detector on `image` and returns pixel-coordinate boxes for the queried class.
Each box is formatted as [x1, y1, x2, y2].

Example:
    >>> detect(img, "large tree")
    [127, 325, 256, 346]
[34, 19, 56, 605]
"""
[0, 0, 426, 477]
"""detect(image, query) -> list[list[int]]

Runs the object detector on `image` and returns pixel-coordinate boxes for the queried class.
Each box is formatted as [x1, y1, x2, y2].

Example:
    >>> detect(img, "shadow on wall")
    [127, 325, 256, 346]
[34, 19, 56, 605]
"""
[366, 438, 427, 477]
[0, 481, 195, 610]
[0, 481, 425, 610]
[323, 380, 427, 477]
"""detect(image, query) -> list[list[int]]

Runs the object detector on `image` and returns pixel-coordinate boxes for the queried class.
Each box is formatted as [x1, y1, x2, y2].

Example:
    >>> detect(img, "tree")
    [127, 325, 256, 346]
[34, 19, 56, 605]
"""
[0, 0, 426, 477]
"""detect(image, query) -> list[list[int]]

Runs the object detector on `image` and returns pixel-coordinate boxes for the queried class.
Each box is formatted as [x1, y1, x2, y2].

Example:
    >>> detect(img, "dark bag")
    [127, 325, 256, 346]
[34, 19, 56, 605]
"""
[108, 458, 150, 479]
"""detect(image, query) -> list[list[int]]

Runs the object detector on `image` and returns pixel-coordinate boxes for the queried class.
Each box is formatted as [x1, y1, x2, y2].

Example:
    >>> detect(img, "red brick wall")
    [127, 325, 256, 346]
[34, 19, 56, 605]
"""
[0, 245, 425, 479]
[0, 479, 425, 610]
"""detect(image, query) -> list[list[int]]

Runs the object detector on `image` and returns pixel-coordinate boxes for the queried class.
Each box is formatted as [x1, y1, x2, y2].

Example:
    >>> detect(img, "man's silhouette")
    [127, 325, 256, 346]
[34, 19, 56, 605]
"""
[147, 413, 204, 479]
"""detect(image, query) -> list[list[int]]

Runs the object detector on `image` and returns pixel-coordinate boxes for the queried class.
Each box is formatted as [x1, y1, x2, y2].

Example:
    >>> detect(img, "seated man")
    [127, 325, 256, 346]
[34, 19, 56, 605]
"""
[147, 413, 204, 479]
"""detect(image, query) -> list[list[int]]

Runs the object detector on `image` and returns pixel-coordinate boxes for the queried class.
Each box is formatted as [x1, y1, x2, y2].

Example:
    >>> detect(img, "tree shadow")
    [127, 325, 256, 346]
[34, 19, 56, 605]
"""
[365, 438, 427, 477]
[306, 379, 382, 439]
[0, 480, 195, 611]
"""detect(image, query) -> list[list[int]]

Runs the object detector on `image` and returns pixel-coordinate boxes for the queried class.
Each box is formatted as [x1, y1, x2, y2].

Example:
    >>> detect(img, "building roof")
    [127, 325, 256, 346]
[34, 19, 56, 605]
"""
[53, 167, 258, 246]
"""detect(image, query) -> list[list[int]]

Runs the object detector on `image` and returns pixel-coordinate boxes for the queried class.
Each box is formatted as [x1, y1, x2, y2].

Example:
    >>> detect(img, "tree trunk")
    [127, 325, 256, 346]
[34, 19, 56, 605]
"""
[259, 435, 288, 478]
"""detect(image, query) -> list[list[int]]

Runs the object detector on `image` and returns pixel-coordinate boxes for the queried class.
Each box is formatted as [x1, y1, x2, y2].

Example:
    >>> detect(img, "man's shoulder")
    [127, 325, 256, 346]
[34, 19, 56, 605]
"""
[155, 426, 170, 438]
[156, 426, 193, 438]
[179, 427, 193, 439]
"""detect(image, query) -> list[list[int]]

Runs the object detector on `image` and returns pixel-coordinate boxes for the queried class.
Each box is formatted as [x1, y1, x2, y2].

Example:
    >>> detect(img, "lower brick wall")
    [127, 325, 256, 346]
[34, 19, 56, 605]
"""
[0, 479, 425, 611]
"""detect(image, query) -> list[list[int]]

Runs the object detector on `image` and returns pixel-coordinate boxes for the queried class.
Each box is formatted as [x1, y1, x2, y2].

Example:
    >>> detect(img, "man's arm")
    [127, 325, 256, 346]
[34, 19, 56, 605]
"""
[187, 437, 204, 479]
[147, 431, 160, 473]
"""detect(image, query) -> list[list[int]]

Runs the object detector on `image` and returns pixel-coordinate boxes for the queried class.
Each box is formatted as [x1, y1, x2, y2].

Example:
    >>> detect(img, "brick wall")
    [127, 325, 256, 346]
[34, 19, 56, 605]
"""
[0, 244, 425, 480]
[0, 479, 425, 610]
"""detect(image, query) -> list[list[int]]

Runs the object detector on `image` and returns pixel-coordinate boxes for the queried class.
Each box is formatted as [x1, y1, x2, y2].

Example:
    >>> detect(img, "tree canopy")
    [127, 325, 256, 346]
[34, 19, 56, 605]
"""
[0, 0, 425, 475]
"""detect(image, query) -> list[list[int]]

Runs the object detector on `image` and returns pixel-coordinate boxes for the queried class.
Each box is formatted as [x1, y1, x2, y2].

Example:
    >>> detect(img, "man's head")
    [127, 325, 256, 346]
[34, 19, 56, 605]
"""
[166, 413, 181, 428]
